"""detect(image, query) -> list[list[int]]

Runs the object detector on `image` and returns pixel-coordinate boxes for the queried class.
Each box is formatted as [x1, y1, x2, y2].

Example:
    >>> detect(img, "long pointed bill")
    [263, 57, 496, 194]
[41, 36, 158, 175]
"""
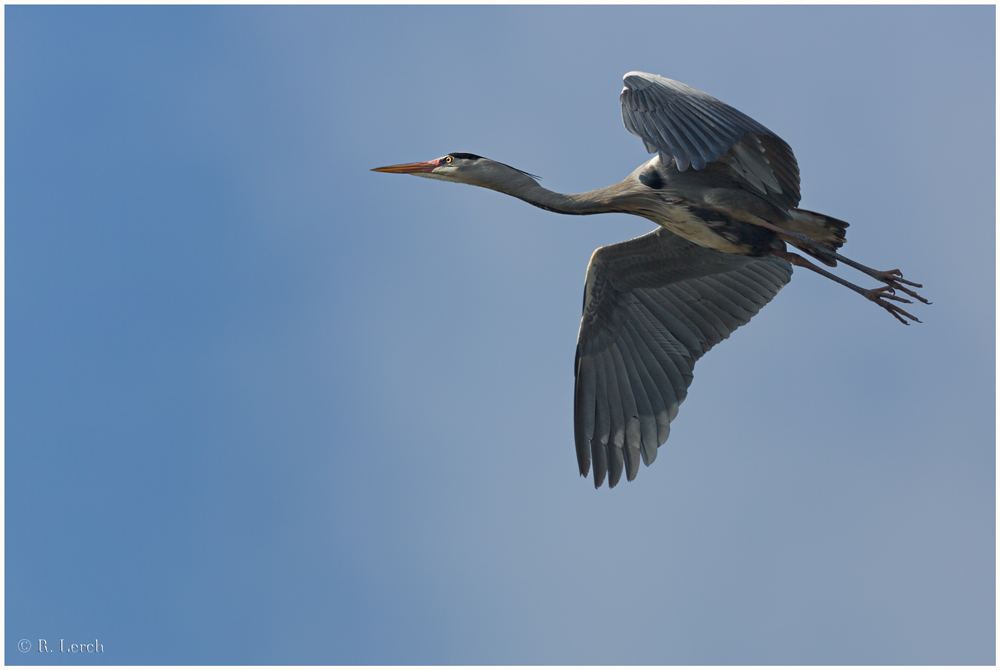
[371, 159, 440, 174]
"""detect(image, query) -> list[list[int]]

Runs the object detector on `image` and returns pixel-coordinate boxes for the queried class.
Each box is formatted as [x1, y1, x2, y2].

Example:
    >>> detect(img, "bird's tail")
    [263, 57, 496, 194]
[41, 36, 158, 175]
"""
[782, 208, 850, 267]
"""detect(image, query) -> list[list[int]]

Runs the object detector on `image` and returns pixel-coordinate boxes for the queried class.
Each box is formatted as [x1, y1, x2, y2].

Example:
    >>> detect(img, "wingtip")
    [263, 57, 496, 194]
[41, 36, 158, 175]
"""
[622, 71, 655, 90]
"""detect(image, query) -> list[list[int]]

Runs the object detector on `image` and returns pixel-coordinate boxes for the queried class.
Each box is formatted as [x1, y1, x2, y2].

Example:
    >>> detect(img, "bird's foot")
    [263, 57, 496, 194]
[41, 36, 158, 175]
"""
[863, 286, 921, 325]
[872, 269, 931, 304]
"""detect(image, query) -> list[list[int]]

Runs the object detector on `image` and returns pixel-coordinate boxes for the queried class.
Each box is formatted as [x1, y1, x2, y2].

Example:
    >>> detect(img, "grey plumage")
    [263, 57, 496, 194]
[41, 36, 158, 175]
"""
[621, 72, 773, 171]
[574, 228, 792, 487]
[622, 72, 801, 213]
[372, 71, 926, 489]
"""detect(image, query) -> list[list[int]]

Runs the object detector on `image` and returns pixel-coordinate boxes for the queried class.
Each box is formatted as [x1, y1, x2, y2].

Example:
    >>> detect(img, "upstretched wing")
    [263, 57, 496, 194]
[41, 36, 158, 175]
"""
[620, 71, 801, 211]
[574, 227, 792, 488]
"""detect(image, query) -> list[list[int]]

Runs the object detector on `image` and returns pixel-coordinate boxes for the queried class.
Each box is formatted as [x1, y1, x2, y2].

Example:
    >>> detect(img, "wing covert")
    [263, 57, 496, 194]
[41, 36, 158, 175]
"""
[574, 227, 792, 488]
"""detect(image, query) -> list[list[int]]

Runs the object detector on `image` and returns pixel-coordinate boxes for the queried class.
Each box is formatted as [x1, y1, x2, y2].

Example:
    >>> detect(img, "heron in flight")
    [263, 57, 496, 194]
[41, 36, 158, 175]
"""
[373, 72, 927, 489]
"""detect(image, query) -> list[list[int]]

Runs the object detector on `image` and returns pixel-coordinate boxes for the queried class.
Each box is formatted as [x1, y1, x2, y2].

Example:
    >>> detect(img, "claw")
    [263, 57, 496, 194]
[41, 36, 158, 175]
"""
[877, 269, 923, 289]
[865, 288, 921, 325]
[873, 270, 931, 304]
[895, 283, 931, 304]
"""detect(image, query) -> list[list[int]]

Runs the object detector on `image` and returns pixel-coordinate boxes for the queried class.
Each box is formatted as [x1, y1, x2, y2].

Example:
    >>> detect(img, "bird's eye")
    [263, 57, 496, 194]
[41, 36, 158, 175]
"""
[444, 156, 453, 164]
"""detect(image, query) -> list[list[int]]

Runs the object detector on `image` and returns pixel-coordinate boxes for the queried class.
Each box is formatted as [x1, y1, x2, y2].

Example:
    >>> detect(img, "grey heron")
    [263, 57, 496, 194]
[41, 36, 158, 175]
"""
[372, 71, 927, 489]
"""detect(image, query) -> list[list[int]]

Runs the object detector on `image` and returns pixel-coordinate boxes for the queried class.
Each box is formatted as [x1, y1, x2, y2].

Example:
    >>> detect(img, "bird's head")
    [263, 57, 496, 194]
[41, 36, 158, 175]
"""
[371, 153, 539, 190]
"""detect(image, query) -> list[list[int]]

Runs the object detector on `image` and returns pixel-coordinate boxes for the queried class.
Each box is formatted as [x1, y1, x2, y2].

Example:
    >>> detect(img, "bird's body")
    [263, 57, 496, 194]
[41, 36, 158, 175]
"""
[373, 71, 927, 488]
[620, 155, 785, 256]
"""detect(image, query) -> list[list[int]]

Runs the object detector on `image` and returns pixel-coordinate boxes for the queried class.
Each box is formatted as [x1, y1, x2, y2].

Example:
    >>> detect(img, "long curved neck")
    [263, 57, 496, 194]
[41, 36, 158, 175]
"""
[468, 164, 632, 216]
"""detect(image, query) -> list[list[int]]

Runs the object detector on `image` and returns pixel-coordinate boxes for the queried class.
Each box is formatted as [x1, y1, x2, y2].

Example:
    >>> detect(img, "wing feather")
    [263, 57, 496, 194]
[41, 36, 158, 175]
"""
[591, 351, 612, 488]
[623, 314, 682, 411]
[600, 349, 627, 488]
[617, 325, 665, 465]
[621, 319, 675, 443]
[608, 343, 642, 482]
[629, 300, 691, 409]
[686, 278, 755, 323]
[660, 287, 728, 344]
[575, 227, 792, 487]
[574, 353, 597, 477]
[632, 290, 703, 357]
[611, 338, 642, 481]
[709, 271, 772, 308]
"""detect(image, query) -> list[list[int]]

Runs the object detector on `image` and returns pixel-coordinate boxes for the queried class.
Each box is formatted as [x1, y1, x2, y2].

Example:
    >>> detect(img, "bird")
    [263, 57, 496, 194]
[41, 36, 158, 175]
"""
[372, 71, 928, 489]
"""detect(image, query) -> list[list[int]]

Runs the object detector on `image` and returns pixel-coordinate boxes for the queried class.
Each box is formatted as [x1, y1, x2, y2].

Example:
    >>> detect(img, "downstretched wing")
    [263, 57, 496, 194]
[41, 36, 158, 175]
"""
[620, 71, 801, 210]
[574, 228, 792, 488]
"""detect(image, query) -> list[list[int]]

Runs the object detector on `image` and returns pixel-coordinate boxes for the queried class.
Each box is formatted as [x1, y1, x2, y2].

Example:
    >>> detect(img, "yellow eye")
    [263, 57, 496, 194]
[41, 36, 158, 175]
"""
[444, 156, 453, 164]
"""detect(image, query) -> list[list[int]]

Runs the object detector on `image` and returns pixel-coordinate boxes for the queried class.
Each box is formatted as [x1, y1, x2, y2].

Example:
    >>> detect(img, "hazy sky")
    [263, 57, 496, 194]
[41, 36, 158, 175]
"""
[6, 6, 994, 665]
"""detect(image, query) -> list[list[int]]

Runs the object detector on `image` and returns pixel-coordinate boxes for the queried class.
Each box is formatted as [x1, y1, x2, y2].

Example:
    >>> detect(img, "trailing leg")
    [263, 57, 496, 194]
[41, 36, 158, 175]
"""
[751, 217, 930, 305]
[771, 249, 921, 325]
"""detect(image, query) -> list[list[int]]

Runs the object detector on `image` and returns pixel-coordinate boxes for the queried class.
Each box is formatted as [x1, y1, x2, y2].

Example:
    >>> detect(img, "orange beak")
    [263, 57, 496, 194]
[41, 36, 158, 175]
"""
[370, 159, 441, 174]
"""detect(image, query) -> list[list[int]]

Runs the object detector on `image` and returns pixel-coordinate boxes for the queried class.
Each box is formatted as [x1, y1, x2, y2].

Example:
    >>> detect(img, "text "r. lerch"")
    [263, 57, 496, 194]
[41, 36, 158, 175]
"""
[37, 639, 104, 653]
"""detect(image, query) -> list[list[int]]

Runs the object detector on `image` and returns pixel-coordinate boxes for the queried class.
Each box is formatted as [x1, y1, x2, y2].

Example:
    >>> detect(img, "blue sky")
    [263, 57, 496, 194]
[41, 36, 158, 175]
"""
[6, 5, 994, 665]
